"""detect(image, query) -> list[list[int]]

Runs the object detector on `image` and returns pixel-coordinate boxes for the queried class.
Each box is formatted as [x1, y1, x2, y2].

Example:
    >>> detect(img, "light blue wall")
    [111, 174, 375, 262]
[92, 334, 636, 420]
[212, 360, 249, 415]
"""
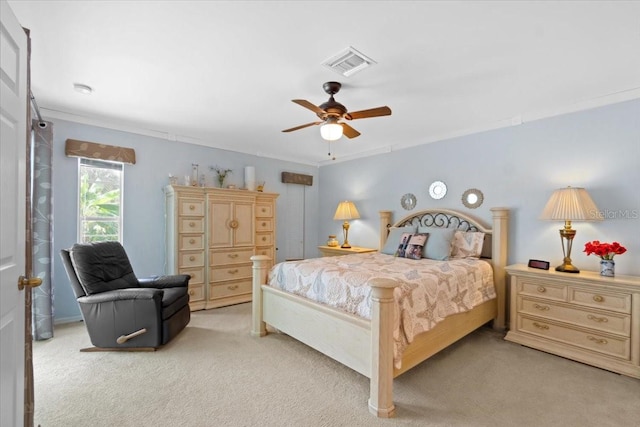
[52, 119, 319, 322]
[318, 99, 640, 276]
[53, 100, 640, 322]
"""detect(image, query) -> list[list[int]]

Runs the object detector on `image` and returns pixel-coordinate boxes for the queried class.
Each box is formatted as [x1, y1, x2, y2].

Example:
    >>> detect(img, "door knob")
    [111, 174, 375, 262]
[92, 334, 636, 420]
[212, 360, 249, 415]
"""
[18, 275, 43, 291]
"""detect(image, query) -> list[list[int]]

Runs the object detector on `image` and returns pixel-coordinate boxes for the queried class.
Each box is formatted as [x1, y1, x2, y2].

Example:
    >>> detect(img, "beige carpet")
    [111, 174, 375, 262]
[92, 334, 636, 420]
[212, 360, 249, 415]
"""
[33, 303, 639, 427]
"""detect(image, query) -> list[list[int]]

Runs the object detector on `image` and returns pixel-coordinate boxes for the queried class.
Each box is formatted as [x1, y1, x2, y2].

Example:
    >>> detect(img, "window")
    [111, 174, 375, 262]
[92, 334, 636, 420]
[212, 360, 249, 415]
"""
[78, 158, 123, 243]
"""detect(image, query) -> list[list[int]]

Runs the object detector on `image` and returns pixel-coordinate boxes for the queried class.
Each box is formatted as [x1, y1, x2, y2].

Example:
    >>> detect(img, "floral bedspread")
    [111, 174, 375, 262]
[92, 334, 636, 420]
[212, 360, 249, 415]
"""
[268, 252, 495, 368]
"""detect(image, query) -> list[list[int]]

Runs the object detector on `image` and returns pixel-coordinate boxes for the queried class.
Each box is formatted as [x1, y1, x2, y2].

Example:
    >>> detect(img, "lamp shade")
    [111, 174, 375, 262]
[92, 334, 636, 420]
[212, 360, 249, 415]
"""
[540, 187, 601, 221]
[333, 201, 360, 220]
[320, 119, 343, 141]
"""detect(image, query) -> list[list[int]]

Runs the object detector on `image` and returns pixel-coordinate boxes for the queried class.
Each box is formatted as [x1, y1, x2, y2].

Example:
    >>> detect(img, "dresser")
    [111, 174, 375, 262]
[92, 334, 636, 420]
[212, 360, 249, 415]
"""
[505, 264, 640, 378]
[317, 246, 377, 257]
[165, 185, 278, 311]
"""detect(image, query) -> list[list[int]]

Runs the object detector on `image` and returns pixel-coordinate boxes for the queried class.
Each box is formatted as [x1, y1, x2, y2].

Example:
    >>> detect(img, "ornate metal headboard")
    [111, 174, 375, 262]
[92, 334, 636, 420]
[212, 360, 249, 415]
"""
[379, 208, 493, 258]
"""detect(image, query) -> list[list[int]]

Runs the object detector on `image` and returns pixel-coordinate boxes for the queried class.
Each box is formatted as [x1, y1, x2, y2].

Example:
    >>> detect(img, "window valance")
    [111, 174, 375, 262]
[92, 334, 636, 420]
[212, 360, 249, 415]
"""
[65, 139, 136, 164]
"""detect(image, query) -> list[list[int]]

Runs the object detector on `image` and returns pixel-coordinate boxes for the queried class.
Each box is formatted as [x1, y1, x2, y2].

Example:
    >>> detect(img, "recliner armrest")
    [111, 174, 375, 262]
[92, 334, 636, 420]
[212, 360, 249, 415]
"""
[138, 275, 190, 289]
[77, 288, 163, 304]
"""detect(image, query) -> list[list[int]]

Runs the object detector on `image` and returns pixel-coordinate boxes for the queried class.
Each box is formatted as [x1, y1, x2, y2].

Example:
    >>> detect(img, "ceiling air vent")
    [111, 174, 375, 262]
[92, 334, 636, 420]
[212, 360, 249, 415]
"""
[322, 47, 376, 77]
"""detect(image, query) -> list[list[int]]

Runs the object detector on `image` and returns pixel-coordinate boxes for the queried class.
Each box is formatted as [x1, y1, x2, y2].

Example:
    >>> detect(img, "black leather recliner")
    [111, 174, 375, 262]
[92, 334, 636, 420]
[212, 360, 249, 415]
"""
[60, 241, 191, 350]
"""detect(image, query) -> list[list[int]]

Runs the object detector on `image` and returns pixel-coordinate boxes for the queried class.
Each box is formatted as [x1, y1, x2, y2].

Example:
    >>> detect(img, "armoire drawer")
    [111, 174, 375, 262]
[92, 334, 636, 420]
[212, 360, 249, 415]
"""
[256, 233, 272, 245]
[209, 280, 252, 299]
[179, 235, 204, 251]
[178, 267, 204, 284]
[210, 265, 252, 282]
[179, 252, 204, 268]
[210, 248, 254, 265]
[256, 218, 273, 232]
[255, 204, 273, 218]
[179, 198, 205, 216]
[179, 218, 204, 233]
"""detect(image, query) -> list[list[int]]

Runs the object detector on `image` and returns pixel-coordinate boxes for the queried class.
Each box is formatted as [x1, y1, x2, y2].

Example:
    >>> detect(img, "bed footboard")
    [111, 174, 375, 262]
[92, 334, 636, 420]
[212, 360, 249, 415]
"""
[250, 255, 400, 418]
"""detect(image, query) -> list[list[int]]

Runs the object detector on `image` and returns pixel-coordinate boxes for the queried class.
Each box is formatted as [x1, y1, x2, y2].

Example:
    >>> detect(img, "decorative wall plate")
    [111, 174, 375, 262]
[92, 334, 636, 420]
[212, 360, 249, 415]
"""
[428, 181, 447, 200]
[401, 193, 417, 210]
[462, 188, 484, 209]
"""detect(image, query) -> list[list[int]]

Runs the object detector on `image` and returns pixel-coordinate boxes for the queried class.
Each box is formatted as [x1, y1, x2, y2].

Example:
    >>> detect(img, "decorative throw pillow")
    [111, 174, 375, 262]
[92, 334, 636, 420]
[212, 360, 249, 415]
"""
[394, 232, 413, 258]
[450, 231, 486, 259]
[417, 227, 456, 260]
[404, 233, 429, 260]
[381, 226, 417, 255]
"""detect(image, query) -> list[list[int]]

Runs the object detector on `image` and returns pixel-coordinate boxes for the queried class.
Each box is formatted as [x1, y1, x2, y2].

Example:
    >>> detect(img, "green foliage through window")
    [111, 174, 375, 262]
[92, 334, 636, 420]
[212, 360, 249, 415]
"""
[78, 158, 123, 243]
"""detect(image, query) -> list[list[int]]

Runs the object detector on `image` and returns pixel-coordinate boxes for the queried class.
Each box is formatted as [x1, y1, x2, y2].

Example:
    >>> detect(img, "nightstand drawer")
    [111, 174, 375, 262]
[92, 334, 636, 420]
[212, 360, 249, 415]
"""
[519, 279, 567, 301]
[569, 288, 631, 314]
[518, 315, 630, 360]
[519, 297, 630, 336]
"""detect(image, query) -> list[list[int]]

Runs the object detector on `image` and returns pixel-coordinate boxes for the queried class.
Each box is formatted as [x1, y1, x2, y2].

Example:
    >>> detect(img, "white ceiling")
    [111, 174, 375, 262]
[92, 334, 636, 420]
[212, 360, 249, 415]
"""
[8, 0, 640, 166]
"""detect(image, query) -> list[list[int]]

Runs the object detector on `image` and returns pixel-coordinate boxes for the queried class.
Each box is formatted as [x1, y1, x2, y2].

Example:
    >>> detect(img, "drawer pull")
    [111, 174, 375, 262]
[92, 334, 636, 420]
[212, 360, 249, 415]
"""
[189, 238, 196, 244]
[587, 335, 608, 345]
[189, 204, 195, 210]
[261, 208, 267, 213]
[189, 256, 196, 261]
[189, 290, 194, 295]
[228, 269, 238, 274]
[262, 237, 267, 242]
[537, 286, 546, 293]
[229, 220, 239, 229]
[189, 221, 195, 228]
[532, 322, 549, 330]
[592, 295, 604, 303]
[228, 253, 239, 259]
[262, 222, 267, 227]
[587, 314, 608, 323]
[533, 303, 550, 311]
[227, 284, 239, 290]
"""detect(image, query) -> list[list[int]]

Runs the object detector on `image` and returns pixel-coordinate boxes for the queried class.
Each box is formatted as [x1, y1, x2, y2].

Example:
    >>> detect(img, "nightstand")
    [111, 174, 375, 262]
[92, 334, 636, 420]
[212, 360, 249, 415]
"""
[317, 246, 377, 257]
[505, 264, 640, 378]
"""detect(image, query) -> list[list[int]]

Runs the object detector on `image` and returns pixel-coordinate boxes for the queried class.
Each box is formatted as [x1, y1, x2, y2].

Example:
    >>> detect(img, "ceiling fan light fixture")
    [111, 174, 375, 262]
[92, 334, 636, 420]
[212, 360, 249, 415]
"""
[320, 119, 343, 141]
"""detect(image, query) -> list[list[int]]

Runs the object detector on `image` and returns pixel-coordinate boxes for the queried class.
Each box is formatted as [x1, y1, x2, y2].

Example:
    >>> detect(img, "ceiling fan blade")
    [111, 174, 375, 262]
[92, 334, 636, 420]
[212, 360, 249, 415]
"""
[345, 106, 392, 120]
[340, 122, 361, 139]
[292, 99, 325, 115]
[282, 121, 322, 133]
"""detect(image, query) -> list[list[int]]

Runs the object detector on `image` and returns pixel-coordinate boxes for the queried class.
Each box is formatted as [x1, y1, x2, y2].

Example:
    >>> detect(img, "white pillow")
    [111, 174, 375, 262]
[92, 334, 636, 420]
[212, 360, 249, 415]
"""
[450, 231, 486, 259]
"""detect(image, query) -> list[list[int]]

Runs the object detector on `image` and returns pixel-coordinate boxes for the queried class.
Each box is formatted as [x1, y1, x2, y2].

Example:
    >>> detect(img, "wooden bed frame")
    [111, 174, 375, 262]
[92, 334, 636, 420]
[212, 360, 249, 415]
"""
[251, 207, 509, 417]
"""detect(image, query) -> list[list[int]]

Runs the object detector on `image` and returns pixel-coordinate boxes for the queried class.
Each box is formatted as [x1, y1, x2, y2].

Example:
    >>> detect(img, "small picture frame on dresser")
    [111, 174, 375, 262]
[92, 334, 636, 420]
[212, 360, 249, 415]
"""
[528, 259, 550, 270]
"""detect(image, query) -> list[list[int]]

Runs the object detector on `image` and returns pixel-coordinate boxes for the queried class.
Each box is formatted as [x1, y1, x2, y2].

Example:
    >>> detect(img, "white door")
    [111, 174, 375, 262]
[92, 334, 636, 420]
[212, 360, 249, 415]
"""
[0, 1, 29, 425]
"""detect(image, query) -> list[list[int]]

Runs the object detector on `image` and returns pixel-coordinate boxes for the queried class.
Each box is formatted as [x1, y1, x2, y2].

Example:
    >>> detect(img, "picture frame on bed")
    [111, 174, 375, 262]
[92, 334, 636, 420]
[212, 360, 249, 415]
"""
[251, 207, 509, 418]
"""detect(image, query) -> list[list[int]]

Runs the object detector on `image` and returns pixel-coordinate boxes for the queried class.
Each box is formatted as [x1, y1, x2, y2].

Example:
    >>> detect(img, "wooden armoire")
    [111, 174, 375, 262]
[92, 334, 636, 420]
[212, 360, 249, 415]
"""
[164, 185, 278, 311]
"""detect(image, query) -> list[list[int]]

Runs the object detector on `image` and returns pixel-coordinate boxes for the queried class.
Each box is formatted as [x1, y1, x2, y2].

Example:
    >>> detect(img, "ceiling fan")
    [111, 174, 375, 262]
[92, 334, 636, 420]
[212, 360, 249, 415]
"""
[282, 82, 392, 141]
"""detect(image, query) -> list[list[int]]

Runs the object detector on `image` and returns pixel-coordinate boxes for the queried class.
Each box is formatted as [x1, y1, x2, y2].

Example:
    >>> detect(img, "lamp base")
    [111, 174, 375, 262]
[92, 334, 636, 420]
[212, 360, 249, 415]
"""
[555, 263, 580, 273]
[341, 243, 352, 249]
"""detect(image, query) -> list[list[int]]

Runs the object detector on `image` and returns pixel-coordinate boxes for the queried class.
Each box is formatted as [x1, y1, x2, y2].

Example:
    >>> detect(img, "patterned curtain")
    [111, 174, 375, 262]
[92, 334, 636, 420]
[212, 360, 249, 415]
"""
[32, 120, 54, 340]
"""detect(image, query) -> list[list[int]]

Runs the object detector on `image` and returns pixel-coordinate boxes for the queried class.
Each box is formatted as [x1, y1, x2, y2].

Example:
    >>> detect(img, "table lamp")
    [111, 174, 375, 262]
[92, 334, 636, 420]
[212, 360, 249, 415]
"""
[333, 201, 360, 248]
[540, 186, 601, 273]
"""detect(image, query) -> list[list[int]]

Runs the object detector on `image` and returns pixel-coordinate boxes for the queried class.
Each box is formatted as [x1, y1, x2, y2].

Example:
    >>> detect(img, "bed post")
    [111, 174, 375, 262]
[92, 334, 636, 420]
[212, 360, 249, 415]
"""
[379, 210, 392, 250]
[250, 255, 270, 337]
[490, 208, 509, 331]
[368, 278, 400, 418]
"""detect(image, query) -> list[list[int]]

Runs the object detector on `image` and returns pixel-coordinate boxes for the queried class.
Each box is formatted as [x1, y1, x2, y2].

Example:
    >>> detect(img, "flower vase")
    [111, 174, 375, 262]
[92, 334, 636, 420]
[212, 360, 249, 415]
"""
[600, 259, 615, 277]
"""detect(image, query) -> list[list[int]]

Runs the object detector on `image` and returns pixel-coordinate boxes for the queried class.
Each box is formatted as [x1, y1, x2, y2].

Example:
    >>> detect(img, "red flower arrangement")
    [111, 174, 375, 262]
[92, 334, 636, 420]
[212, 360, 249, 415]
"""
[583, 241, 627, 260]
